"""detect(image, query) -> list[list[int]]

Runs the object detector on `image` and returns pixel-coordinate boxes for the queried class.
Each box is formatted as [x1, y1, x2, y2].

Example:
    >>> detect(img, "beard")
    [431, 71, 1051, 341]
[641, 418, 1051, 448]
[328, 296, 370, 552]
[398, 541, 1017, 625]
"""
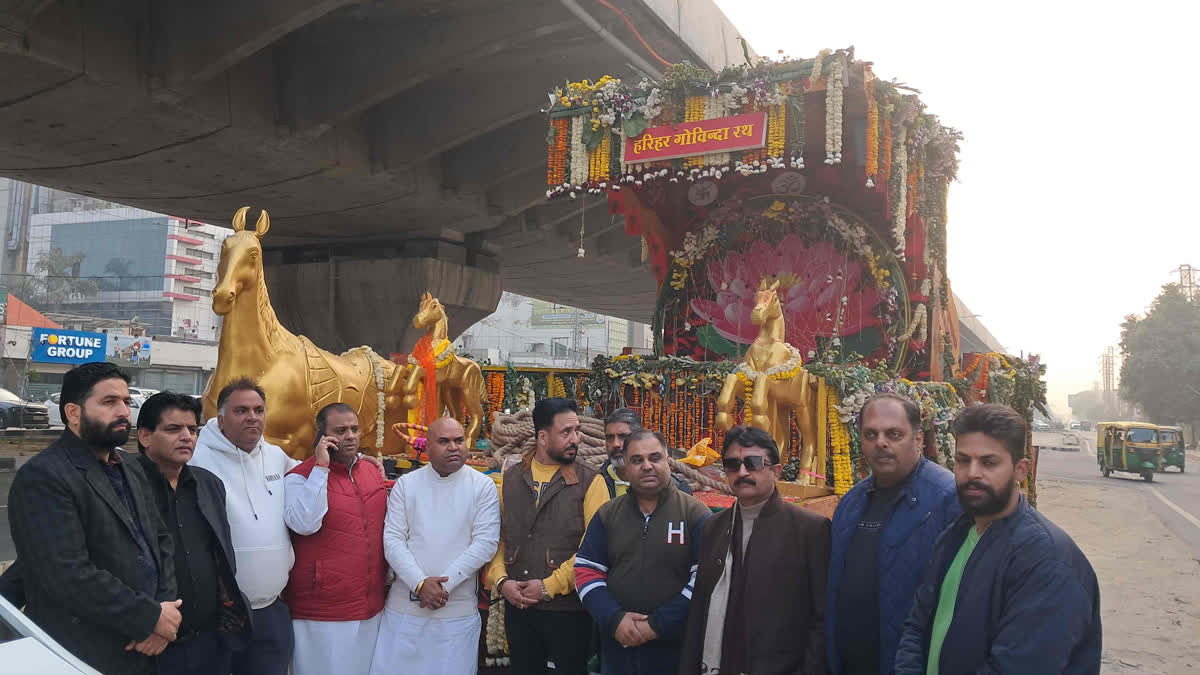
[957, 475, 1016, 517]
[548, 443, 579, 465]
[80, 408, 131, 447]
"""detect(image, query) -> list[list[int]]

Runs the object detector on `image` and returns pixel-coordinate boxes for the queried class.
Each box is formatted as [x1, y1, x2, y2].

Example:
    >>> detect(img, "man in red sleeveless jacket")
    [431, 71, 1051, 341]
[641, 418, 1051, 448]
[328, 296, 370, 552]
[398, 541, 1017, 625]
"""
[282, 403, 388, 675]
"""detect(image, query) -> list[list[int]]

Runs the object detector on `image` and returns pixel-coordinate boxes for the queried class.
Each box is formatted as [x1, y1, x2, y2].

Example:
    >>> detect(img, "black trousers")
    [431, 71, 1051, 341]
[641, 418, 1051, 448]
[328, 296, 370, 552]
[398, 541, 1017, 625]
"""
[158, 629, 233, 675]
[504, 605, 593, 675]
[229, 599, 294, 675]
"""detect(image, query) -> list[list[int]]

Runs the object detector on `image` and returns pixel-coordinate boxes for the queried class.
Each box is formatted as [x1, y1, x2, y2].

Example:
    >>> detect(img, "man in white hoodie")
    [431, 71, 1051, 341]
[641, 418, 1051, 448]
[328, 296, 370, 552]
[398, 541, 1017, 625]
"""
[190, 377, 298, 675]
[369, 416, 501, 675]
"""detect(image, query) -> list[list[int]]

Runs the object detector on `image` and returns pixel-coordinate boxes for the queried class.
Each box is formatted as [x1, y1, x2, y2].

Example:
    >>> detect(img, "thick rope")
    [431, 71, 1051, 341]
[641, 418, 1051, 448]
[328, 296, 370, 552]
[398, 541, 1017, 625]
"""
[489, 411, 731, 494]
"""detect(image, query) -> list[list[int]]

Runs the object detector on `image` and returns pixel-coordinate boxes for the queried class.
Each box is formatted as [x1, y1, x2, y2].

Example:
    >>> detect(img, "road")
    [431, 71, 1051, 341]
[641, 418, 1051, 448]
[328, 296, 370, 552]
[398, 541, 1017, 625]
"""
[1036, 432, 1200, 558]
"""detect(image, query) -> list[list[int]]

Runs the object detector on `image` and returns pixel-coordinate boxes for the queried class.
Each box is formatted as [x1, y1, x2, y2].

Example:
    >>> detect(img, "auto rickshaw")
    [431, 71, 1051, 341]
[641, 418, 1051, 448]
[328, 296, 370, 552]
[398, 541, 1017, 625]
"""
[1158, 425, 1185, 472]
[1097, 422, 1160, 482]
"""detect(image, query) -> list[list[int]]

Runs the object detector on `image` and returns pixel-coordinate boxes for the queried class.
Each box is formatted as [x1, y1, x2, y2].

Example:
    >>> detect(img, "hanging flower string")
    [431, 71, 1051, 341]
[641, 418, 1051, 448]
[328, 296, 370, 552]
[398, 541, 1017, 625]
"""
[824, 55, 843, 165]
[865, 87, 879, 187]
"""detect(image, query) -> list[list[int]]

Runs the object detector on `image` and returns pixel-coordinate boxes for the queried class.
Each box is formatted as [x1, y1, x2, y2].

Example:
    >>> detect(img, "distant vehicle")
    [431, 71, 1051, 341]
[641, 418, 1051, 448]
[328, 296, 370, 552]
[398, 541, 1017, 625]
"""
[128, 387, 159, 399]
[0, 388, 49, 429]
[0, 593, 102, 674]
[1079, 421, 1093, 431]
[1070, 421, 1082, 430]
[1033, 420, 1051, 432]
[44, 392, 143, 428]
[1159, 426, 1185, 473]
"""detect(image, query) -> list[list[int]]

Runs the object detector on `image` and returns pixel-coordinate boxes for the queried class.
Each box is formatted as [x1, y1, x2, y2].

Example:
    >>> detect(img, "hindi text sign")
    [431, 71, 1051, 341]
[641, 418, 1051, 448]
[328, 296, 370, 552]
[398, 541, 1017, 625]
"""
[624, 111, 768, 164]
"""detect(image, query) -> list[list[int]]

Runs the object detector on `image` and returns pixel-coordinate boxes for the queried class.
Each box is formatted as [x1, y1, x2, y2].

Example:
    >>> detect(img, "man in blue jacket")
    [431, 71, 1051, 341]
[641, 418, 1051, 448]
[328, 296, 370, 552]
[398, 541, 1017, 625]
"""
[574, 429, 710, 674]
[894, 404, 1101, 674]
[826, 393, 961, 675]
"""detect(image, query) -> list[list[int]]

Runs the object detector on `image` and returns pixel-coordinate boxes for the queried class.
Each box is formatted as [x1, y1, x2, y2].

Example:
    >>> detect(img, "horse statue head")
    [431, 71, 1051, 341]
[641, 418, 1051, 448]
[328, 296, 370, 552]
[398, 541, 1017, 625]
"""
[751, 279, 782, 326]
[413, 291, 446, 332]
[212, 207, 270, 316]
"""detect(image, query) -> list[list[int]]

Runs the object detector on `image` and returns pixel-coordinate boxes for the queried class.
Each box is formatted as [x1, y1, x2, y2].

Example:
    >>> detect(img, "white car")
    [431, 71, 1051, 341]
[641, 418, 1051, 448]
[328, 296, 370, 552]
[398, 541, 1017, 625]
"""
[127, 387, 159, 399]
[0, 595, 102, 674]
[44, 393, 145, 428]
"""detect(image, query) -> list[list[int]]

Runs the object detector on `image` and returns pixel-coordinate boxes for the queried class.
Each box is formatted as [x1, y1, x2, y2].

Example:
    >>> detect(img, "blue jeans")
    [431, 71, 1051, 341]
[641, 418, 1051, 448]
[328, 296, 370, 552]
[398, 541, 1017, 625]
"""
[229, 599, 294, 675]
[158, 630, 233, 675]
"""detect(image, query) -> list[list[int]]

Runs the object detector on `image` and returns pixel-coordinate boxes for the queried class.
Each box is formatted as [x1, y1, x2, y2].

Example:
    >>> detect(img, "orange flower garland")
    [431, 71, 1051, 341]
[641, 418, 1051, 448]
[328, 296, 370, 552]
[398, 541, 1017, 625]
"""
[683, 95, 706, 168]
[547, 118, 568, 186]
[880, 117, 892, 189]
[589, 132, 612, 183]
[865, 90, 879, 186]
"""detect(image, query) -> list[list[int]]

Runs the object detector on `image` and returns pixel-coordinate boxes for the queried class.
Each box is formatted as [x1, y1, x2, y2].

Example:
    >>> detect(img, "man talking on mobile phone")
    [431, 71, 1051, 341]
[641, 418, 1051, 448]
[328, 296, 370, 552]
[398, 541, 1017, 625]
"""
[281, 403, 389, 675]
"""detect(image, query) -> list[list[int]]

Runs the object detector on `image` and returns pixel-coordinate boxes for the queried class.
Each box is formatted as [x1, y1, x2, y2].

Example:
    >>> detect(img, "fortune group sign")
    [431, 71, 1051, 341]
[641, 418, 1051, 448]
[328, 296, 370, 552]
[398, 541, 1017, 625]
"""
[31, 328, 106, 364]
[623, 111, 767, 164]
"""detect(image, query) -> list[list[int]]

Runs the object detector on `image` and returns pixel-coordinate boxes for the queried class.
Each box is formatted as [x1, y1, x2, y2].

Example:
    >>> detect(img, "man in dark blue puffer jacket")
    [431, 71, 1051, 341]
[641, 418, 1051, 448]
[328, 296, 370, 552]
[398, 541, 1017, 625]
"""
[826, 393, 961, 675]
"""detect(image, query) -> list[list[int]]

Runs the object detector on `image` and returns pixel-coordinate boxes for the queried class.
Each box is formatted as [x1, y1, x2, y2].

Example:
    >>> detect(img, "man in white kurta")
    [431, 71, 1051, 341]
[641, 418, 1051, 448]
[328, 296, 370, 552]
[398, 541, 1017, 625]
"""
[370, 416, 501, 675]
[283, 404, 390, 675]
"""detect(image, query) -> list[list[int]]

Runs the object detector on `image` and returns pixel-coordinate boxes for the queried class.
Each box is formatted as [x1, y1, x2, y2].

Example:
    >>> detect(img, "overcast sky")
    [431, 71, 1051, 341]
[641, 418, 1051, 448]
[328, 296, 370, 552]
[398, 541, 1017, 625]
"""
[714, 0, 1198, 415]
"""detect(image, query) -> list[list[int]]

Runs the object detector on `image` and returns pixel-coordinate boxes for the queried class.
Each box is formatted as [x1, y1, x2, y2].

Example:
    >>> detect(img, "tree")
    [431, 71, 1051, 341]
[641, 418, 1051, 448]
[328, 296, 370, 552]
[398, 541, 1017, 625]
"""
[102, 256, 136, 292]
[1119, 284, 1200, 424]
[29, 248, 98, 310]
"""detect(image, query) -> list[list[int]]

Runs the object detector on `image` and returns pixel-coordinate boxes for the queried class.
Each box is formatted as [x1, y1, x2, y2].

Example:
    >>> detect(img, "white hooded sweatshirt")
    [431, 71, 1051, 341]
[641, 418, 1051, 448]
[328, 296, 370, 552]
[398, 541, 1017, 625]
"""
[190, 418, 300, 609]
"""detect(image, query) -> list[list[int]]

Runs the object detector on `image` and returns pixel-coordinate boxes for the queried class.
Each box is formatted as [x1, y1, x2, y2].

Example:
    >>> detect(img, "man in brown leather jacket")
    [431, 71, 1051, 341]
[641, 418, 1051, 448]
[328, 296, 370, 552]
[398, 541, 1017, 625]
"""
[679, 425, 831, 675]
[485, 397, 609, 675]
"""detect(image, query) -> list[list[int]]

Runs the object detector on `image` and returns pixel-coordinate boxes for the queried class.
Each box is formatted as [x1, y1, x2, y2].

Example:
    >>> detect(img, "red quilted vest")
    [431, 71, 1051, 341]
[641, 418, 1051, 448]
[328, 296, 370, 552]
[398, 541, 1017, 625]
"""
[283, 457, 388, 621]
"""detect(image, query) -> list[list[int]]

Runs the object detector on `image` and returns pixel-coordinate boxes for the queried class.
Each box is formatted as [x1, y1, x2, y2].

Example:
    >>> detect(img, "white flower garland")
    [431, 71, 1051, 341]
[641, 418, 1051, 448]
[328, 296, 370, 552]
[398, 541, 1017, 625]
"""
[485, 589, 509, 666]
[569, 115, 587, 191]
[824, 56, 843, 165]
[892, 123, 908, 257]
[703, 94, 729, 167]
[738, 344, 802, 379]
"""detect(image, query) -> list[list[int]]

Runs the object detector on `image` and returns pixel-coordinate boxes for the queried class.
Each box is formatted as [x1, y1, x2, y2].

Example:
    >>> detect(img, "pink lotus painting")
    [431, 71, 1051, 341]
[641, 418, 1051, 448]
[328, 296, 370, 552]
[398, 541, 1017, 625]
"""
[690, 235, 884, 357]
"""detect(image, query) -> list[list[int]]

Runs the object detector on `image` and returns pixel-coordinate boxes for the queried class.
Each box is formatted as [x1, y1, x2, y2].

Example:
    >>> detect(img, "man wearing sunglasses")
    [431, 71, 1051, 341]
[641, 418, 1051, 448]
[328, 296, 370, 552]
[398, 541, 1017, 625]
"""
[575, 429, 710, 674]
[825, 394, 960, 675]
[679, 425, 831, 674]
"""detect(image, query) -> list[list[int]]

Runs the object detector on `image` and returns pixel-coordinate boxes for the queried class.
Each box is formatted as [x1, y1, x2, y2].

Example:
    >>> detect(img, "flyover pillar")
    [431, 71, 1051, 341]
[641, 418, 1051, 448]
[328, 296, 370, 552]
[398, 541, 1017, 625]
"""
[264, 253, 501, 356]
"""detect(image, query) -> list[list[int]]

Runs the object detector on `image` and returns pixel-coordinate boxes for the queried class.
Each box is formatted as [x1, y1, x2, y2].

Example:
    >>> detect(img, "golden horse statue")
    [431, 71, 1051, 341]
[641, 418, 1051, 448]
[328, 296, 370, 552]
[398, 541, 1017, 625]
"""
[715, 280, 824, 486]
[202, 207, 423, 459]
[411, 292, 485, 449]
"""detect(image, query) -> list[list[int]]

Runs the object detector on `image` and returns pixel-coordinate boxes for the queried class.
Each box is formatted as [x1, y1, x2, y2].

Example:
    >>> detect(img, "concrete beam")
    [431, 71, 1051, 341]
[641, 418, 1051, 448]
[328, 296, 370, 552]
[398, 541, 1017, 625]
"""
[154, 0, 354, 93]
[265, 255, 502, 354]
[0, 0, 54, 34]
[287, 1, 580, 135]
[442, 115, 549, 193]
[371, 47, 624, 169]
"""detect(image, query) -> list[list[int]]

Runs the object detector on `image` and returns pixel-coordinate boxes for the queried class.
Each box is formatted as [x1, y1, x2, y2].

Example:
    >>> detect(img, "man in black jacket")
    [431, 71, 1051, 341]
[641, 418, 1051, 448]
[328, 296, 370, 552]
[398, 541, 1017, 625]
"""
[894, 404, 1101, 675]
[8, 362, 181, 675]
[136, 391, 251, 674]
[599, 407, 692, 498]
[679, 425, 830, 675]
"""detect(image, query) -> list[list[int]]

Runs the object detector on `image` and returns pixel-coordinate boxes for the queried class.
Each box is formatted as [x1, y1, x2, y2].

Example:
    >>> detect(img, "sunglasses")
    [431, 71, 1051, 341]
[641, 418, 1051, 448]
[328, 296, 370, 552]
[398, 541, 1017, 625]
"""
[722, 456, 773, 472]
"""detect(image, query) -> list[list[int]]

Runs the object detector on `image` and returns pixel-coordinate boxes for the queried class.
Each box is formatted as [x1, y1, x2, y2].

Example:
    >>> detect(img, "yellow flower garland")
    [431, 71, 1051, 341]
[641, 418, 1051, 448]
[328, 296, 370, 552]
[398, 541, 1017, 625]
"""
[829, 389, 853, 496]
[432, 339, 455, 370]
[865, 95, 879, 184]
[589, 133, 611, 183]
[767, 103, 786, 157]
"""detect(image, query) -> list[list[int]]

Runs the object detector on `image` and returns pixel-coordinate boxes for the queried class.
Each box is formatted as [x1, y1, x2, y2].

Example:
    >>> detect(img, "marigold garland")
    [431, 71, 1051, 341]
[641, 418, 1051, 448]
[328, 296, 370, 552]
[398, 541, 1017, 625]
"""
[589, 133, 612, 183]
[829, 389, 853, 496]
[767, 102, 787, 157]
[880, 116, 893, 190]
[865, 94, 879, 187]
[547, 118, 568, 186]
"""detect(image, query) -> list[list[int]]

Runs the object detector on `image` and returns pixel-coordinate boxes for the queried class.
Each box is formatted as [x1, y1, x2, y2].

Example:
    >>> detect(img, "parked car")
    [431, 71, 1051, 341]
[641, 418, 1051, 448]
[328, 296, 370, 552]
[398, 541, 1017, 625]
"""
[1070, 421, 1082, 430]
[0, 388, 49, 429]
[0, 593, 101, 674]
[128, 387, 159, 399]
[43, 392, 144, 428]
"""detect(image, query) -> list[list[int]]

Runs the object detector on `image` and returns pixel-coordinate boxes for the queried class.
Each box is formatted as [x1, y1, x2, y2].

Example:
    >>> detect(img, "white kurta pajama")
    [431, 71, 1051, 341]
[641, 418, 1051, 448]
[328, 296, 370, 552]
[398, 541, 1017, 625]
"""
[369, 464, 501, 675]
[284, 464, 383, 675]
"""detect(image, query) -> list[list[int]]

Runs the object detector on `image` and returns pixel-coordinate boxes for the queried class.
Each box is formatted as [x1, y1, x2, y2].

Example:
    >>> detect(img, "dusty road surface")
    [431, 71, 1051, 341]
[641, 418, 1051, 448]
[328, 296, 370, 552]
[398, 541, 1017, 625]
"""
[1038, 445, 1200, 673]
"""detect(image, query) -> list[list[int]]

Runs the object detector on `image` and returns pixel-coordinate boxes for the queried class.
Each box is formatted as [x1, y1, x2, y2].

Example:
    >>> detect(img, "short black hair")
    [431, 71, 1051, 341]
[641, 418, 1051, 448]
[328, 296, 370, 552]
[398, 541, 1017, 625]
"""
[315, 402, 357, 443]
[721, 425, 780, 465]
[60, 362, 130, 421]
[604, 407, 642, 430]
[622, 428, 668, 455]
[953, 404, 1027, 464]
[137, 392, 202, 453]
[216, 377, 266, 414]
[858, 393, 922, 433]
[533, 397, 579, 433]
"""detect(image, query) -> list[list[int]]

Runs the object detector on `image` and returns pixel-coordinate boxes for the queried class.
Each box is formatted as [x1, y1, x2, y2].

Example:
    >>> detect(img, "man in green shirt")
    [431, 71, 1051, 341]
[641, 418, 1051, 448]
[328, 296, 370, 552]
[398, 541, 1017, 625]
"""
[894, 404, 1102, 675]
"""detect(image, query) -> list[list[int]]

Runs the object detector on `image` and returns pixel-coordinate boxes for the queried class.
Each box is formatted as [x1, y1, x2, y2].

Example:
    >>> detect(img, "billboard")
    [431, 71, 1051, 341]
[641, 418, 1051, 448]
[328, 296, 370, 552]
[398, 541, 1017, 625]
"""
[31, 328, 107, 364]
[107, 334, 152, 368]
[529, 299, 606, 328]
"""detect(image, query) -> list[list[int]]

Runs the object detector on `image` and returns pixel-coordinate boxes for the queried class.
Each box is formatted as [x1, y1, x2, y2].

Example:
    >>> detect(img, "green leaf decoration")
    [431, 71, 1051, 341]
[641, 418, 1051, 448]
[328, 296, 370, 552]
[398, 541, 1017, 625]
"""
[622, 115, 651, 139]
[696, 324, 743, 357]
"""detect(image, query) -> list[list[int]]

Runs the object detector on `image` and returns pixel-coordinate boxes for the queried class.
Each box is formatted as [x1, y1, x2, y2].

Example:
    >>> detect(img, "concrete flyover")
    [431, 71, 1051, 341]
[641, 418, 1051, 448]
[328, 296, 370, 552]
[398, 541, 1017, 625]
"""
[0, 0, 753, 351]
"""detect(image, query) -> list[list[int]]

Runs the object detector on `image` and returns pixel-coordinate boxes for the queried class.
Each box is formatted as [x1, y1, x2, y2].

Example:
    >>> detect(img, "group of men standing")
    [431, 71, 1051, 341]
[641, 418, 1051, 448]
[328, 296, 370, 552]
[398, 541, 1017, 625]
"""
[3, 361, 1102, 675]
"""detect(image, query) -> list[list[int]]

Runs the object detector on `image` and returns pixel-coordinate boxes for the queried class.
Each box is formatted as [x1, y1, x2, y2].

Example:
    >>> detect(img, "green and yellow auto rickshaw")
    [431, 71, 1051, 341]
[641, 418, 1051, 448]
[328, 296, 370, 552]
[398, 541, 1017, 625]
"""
[1097, 422, 1159, 482]
[1159, 425, 1185, 473]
